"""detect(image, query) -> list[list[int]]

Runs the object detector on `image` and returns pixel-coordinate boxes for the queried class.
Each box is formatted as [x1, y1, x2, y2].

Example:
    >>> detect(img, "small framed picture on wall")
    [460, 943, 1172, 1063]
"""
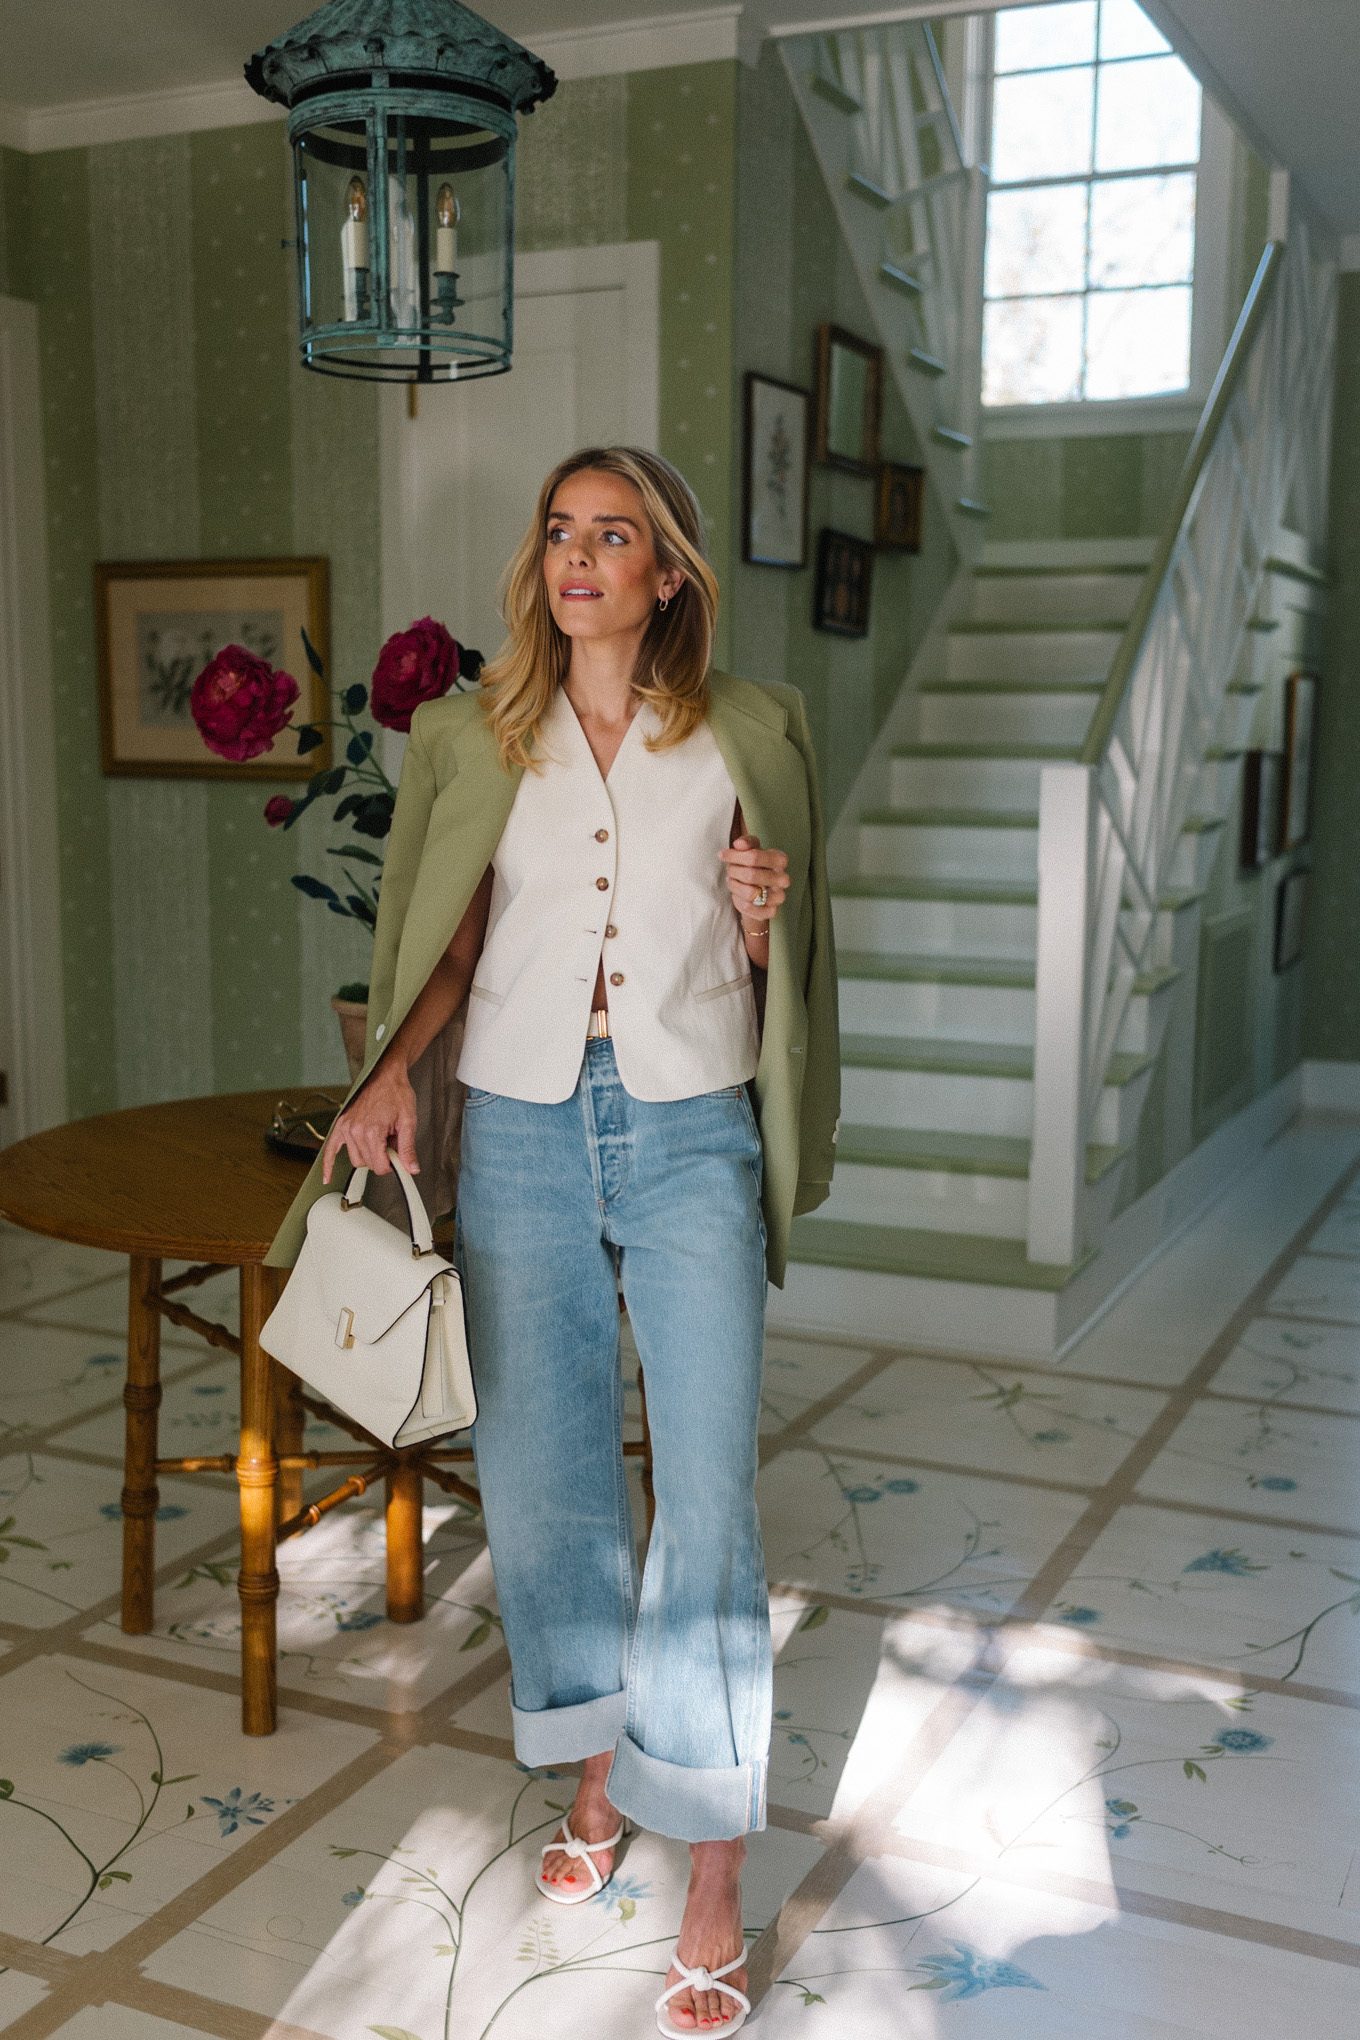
[742, 372, 810, 569]
[1280, 670, 1318, 850]
[1239, 749, 1285, 870]
[813, 528, 874, 637]
[1274, 866, 1309, 972]
[813, 323, 883, 475]
[875, 461, 925, 552]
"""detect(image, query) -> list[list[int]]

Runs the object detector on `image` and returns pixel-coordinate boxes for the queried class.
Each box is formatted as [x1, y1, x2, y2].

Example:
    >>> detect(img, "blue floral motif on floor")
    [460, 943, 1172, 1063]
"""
[201, 1786, 277, 1835]
[911, 1941, 1044, 2000]
[1183, 1547, 1267, 1575]
[59, 1741, 121, 1767]
[100, 1501, 188, 1522]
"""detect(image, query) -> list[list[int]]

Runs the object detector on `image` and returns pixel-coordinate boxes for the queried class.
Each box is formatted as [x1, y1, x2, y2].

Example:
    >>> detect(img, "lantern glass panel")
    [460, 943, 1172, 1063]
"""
[296, 119, 372, 337]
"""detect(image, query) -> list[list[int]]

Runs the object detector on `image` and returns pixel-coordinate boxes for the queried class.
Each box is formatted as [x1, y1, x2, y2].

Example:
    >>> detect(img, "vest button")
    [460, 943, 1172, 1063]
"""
[594, 827, 609, 842]
[595, 876, 609, 891]
[605, 924, 618, 938]
[610, 972, 624, 986]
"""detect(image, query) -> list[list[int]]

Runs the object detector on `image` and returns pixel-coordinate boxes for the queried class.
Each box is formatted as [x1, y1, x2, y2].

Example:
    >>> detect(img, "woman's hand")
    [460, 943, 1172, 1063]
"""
[321, 1060, 420, 1185]
[720, 833, 790, 932]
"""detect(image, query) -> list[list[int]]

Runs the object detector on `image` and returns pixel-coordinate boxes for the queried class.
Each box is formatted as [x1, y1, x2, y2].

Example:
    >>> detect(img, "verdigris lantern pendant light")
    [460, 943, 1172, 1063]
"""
[245, 0, 556, 382]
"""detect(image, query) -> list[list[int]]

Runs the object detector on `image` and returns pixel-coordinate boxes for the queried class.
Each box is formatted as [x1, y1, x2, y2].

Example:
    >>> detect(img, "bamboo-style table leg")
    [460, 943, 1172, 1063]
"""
[237, 1261, 279, 1734]
[121, 1253, 162, 1633]
[385, 1460, 425, 1623]
[273, 1358, 305, 1525]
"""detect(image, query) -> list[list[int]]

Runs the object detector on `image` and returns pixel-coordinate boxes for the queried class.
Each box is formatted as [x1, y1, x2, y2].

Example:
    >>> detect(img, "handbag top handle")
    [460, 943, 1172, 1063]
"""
[341, 1149, 437, 1257]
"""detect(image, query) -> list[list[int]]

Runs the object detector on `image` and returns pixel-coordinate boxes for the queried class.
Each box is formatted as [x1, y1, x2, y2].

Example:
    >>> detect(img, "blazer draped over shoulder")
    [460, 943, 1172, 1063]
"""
[264, 667, 841, 1288]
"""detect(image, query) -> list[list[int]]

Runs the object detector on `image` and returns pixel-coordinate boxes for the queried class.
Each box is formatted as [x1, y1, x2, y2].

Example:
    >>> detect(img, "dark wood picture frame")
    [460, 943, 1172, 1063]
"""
[813, 323, 883, 476]
[95, 555, 331, 780]
[1239, 749, 1285, 870]
[742, 371, 811, 569]
[1280, 670, 1318, 851]
[875, 461, 925, 552]
[1273, 866, 1309, 972]
[813, 528, 874, 637]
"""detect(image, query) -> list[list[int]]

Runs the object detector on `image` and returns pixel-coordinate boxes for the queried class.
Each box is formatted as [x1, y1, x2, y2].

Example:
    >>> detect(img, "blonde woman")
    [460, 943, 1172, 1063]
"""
[269, 447, 840, 2034]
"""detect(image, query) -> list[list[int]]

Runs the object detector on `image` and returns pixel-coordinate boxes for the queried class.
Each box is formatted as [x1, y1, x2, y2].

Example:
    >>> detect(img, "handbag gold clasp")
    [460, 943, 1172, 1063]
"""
[335, 1307, 356, 1350]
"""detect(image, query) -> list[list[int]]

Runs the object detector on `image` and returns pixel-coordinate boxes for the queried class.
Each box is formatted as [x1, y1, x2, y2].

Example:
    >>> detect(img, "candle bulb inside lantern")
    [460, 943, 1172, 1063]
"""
[340, 174, 369, 321]
[434, 183, 459, 274]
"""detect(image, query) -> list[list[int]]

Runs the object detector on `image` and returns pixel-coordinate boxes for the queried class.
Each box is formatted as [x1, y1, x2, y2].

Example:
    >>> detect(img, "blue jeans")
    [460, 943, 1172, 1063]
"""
[453, 1036, 772, 1842]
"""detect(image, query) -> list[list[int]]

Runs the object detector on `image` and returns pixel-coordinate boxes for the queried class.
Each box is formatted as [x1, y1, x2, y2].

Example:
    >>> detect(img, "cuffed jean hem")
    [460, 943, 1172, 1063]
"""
[605, 1731, 768, 1843]
[511, 1689, 629, 1768]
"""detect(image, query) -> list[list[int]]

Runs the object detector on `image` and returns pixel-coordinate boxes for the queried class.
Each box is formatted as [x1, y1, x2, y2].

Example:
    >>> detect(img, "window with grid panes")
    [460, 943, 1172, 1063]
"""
[982, 0, 1203, 406]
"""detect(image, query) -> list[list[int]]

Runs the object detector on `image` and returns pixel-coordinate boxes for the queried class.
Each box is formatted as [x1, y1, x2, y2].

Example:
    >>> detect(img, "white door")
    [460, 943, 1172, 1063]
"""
[381, 242, 659, 673]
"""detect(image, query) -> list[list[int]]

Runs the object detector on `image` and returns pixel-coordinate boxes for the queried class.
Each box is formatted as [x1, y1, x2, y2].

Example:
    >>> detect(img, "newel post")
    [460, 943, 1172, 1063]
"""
[1028, 762, 1095, 1266]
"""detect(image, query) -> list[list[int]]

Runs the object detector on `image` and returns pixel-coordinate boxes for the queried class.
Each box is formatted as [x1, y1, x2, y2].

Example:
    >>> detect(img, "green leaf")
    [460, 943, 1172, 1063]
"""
[1329, 1569, 1360, 1587]
[330, 1846, 360, 1858]
[910, 1977, 950, 1992]
[3, 1535, 45, 1550]
[617, 1897, 636, 1923]
[432, 1944, 457, 1956]
[368, 2028, 427, 2040]
[343, 683, 368, 716]
[0, 1779, 13, 1797]
[347, 729, 373, 764]
[48, 1559, 75, 1570]
[461, 1620, 491, 1651]
[293, 875, 340, 904]
[296, 723, 325, 754]
[798, 1605, 829, 1632]
[300, 626, 326, 678]
[800, 1991, 827, 2006]
[328, 845, 383, 867]
[160, 1773, 196, 1785]
[1184, 1760, 1207, 1781]
[98, 1870, 132, 1886]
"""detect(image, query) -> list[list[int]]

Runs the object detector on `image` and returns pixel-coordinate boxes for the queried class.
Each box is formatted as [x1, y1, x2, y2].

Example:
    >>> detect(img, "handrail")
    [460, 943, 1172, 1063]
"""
[921, 21, 966, 168]
[1081, 240, 1283, 765]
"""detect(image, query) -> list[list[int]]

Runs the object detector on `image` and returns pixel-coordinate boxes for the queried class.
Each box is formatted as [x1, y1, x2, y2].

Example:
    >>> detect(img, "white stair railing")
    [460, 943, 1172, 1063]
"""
[1028, 215, 1337, 1265]
[787, 20, 987, 516]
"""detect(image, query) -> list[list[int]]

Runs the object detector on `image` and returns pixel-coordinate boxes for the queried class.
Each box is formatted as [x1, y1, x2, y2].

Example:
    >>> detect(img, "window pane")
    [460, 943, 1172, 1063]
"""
[986, 183, 1088, 298]
[1088, 171, 1195, 287]
[1098, 0, 1171, 60]
[995, 2, 1096, 73]
[991, 67, 1095, 182]
[984, 293, 1084, 404]
[1095, 54, 1201, 171]
[1086, 283, 1191, 396]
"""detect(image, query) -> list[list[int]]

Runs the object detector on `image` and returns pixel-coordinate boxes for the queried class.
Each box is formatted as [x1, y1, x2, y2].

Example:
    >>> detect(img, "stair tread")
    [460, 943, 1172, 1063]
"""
[840, 1030, 1153, 1086]
[835, 1123, 1128, 1182]
[860, 804, 1221, 832]
[835, 872, 1203, 913]
[921, 676, 1107, 695]
[951, 618, 1126, 634]
[835, 946, 1181, 999]
[893, 741, 1082, 760]
[788, 1216, 1086, 1289]
[975, 562, 1148, 578]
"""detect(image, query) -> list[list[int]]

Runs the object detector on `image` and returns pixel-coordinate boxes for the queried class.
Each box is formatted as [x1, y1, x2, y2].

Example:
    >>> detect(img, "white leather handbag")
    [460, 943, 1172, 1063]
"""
[260, 1149, 476, 1450]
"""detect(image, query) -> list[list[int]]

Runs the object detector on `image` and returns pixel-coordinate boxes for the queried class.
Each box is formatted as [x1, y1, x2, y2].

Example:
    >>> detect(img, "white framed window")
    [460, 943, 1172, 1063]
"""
[981, 0, 1232, 437]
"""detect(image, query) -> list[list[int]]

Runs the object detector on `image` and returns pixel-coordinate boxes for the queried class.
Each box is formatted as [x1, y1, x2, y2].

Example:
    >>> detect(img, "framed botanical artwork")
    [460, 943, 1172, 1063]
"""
[876, 461, 925, 552]
[1239, 748, 1285, 870]
[95, 556, 330, 779]
[1280, 670, 1318, 850]
[742, 372, 811, 569]
[1274, 866, 1309, 972]
[813, 528, 874, 637]
[813, 323, 883, 475]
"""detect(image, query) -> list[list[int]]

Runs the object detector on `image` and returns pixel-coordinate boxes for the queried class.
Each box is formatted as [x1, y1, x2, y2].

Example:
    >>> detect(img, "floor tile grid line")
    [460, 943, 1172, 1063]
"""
[1197, 1385, 1360, 1423]
[0, 1929, 78, 1988]
[875, 1827, 1360, 1972]
[0, 1346, 246, 1466]
[757, 1348, 903, 1464]
[745, 1148, 1360, 2002]
[0, 1739, 413, 2040]
[765, 1322, 1190, 1397]
[1255, 1306, 1360, 1333]
[1287, 1245, 1360, 1264]
[786, 1433, 1099, 1498]
[0, 1263, 145, 1324]
[1122, 1488, 1360, 1541]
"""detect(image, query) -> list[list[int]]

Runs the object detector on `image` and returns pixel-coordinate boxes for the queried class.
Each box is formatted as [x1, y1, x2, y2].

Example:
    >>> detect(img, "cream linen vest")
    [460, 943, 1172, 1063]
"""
[456, 684, 760, 1102]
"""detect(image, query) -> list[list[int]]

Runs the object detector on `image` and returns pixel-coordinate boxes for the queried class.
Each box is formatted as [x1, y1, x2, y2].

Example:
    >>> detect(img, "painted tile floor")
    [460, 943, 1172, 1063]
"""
[2, 1117, 1360, 2036]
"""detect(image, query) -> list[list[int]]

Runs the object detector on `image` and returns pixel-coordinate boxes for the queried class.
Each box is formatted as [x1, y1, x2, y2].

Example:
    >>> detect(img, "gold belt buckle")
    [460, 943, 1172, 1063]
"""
[587, 1007, 610, 1040]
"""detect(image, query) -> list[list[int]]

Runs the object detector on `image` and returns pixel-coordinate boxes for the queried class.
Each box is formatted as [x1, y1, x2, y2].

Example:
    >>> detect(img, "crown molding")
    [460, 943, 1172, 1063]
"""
[0, 7, 748, 153]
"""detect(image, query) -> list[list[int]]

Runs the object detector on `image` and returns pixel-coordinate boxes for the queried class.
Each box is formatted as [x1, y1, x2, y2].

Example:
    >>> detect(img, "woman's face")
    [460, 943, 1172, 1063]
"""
[542, 467, 683, 646]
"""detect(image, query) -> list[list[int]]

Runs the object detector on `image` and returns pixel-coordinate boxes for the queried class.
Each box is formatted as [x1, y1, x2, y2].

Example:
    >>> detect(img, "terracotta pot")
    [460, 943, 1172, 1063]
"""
[330, 996, 368, 1084]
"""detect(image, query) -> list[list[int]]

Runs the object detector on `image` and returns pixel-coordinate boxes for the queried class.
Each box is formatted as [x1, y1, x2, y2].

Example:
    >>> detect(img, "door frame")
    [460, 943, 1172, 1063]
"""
[0, 294, 66, 1139]
[377, 239, 660, 771]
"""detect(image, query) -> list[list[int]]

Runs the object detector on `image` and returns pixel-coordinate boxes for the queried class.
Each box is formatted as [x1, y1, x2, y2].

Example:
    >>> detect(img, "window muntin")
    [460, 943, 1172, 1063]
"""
[983, 0, 1203, 407]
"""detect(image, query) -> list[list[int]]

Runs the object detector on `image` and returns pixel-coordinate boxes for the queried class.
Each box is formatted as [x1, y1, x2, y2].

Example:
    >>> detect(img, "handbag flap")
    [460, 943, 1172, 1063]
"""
[303, 1190, 454, 1345]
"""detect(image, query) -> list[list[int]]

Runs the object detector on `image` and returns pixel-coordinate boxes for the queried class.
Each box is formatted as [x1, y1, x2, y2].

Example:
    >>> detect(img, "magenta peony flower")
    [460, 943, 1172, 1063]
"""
[370, 617, 461, 732]
[263, 794, 295, 827]
[191, 645, 299, 762]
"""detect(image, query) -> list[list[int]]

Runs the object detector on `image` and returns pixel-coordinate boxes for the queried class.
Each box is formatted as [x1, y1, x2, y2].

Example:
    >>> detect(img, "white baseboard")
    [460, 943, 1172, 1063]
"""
[1299, 1059, 1360, 1113]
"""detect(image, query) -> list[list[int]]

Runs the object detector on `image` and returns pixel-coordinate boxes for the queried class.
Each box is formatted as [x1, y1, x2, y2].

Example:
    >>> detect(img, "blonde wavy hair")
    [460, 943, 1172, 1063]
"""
[478, 446, 720, 772]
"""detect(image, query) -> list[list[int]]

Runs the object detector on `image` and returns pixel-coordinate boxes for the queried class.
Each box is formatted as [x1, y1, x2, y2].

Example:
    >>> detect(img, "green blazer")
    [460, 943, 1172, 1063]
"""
[265, 668, 841, 1287]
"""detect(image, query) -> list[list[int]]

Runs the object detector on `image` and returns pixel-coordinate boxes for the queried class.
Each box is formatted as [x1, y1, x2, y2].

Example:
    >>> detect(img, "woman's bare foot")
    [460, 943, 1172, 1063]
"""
[662, 1837, 748, 2030]
[538, 1751, 624, 1895]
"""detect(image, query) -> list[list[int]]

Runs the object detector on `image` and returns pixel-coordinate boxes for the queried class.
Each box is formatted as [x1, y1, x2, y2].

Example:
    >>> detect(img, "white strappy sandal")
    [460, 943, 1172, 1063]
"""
[655, 1947, 752, 2036]
[533, 1813, 630, 1906]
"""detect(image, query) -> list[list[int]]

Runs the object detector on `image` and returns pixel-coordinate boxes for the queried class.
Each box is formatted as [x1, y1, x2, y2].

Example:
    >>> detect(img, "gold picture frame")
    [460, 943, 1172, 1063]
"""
[813, 323, 883, 476]
[95, 555, 331, 780]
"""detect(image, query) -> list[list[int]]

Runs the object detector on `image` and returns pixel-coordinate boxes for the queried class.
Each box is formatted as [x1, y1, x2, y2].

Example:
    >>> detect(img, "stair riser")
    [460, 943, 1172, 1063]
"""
[946, 628, 1121, 680]
[833, 893, 1036, 957]
[828, 1161, 1029, 1236]
[919, 692, 1097, 746]
[859, 819, 1037, 883]
[970, 572, 1142, 625]
[841, 1063, 1150, 1146]
[890, 754, 1053, 807]
[839, 974, 1035, 1043]
[1112, 978, 1176, 1058]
